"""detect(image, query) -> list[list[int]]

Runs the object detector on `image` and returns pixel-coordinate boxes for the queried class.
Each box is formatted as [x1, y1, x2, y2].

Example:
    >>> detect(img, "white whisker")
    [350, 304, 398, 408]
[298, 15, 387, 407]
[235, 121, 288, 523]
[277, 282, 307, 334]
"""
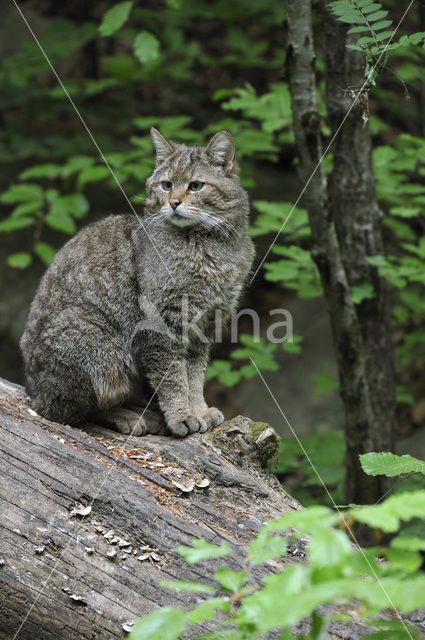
[198, 209, 244, 239]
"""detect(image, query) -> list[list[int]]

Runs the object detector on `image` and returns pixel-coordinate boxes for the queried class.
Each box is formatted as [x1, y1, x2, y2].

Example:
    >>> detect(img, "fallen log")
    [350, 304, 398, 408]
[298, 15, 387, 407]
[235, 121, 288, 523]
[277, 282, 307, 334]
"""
[0, 376, 301, 639]
[0, 376, 379, 640]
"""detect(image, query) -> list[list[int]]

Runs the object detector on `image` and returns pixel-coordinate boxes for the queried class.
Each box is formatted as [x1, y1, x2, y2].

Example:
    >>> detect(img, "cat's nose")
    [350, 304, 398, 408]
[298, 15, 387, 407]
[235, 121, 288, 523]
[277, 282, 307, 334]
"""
[169, 198, 182, 210]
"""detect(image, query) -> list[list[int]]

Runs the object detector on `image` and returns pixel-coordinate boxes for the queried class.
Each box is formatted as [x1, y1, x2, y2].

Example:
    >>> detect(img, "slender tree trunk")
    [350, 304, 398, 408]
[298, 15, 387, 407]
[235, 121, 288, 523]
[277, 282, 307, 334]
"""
[321, 4, 395, 497]
[286, 0, 394, 505]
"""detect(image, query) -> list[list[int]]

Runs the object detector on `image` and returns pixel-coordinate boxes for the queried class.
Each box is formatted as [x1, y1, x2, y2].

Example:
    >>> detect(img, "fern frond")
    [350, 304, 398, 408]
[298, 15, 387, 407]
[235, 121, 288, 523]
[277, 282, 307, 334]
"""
[329, 0, 391, 36]
[329, 1, 425, 91]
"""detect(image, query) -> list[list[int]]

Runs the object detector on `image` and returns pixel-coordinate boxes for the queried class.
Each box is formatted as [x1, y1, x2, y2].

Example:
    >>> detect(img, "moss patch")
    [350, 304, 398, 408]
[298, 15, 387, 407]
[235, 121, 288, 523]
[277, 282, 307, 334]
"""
[206, 419, 280, 468]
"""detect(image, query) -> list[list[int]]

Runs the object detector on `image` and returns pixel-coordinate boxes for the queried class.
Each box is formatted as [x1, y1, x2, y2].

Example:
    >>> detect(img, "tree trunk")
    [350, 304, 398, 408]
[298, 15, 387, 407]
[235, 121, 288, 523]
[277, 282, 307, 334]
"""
[286, 0, 394, 506]
[321, 3, 395, 502]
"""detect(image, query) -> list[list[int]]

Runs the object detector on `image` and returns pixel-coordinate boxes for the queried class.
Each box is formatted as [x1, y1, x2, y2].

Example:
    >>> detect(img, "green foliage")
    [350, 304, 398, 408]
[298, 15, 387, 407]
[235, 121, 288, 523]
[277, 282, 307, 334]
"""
[128, 607, 186, 640]
[250, 201, 310, 239]
[264, 245, 322, 298]
[247, 528, 287, 565]
[34, 242, 56, 266]
[98, 2, 133, 37]
[329, 0, 425, 89]
[207, 335, 280, 386]
[215, 567, 248, 593]
[351, 282, 375, 304]
[134, 31, 161, 65]
[351, 490, 425, 532]
[174, 539, 231, 564]
[7, 252, 32, 269]
[273, 430, 346, 506]
[221, 82, 292, 135]
[312, 373, 339, 396]
[371, 134, 425, 376]
[360, 452, 425, 477]
[129, 497, 425, 640]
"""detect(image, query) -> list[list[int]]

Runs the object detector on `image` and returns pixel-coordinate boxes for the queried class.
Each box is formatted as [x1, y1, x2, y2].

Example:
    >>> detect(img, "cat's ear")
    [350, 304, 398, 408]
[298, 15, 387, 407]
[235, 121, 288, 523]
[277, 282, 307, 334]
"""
[150, 128, 177, 163]
[206, 130, 238, 175]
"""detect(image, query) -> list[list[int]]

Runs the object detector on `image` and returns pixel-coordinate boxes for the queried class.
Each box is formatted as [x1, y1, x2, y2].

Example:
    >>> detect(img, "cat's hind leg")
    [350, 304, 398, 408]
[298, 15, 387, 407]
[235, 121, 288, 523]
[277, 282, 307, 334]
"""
[96, 406, 166, 436]
[22, 316, 136, 428]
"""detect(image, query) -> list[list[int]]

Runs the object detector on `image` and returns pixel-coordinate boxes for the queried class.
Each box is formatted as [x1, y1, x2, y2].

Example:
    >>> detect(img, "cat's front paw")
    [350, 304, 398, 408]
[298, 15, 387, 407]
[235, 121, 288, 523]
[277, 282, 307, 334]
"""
[200, 407, 225, 429]
[167, 414, 208, 438]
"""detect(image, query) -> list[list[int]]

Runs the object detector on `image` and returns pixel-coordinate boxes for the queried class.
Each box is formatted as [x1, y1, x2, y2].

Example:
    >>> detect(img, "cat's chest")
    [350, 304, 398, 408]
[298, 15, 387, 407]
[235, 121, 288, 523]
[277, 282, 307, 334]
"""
[149, 242, 243, 322]
[180, 242, 241, 296]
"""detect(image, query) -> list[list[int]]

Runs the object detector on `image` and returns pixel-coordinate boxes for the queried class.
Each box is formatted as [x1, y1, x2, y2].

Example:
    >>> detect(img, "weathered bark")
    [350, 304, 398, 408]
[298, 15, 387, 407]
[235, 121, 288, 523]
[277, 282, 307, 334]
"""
[0, 377, 302, 640]
[286, 0, 394, 505]
[321, 4, 395, 500]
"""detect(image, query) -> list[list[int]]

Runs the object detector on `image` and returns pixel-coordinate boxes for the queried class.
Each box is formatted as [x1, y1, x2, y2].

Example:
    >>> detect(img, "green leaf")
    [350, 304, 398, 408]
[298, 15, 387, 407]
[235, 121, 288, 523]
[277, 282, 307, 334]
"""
[351, 282, 374, 304]
[214, 568, 248, 593]
[134, 31, 160, 65]
[350, 490, 425, 532]
[161, 580, 215, 594]
[362, 617, 424, 640]
[396, 386, 414, 405]
[10, 201, 43, 218]
[174, 539, 231, 564]
[371, 30, 395, 43]
[360, 452, 425, 477]
[391, 536, 425, 552]
[46, 189, 59, 203]
[128, 607, 186, 640]
[312, 373, 339, 395]
[366, 10, 389, 22]
[99, 1, 133, 37]
[236, 565, 309, 632]
[218, 370, 243, 386]
[34, 242, 56, 265]
[385, 548, 422, 572]
[361, 3, 383, 15]
[248, 530, 287, 565]
[308, 529, 351, 567]
[19, 164, 61, 180]
[7, 252, 32, 269]
[267, 506, 339, 535]
[282, 335, 303, 354]
[188, 597, 230, 624]
[1, 183, 43, 204]
[389, 205, 422, 218]
[370, 19, 392, 31]
[311, 611, 328, 640]
[77, 166, 110, 189]
[61, 155, 95, 178]
[347, 25, 373, 34]
[0, 216, 35, 232]
[45, 210, 77, 234]
[205, 359, 231, 381]
[50, 194, 89, 219]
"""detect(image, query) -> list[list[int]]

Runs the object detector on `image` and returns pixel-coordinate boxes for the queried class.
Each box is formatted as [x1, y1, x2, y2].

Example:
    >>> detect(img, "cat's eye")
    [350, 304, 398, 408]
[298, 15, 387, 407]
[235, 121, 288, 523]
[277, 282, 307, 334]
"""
[188, 181, 204, 192]
[161, 181, 172, 191]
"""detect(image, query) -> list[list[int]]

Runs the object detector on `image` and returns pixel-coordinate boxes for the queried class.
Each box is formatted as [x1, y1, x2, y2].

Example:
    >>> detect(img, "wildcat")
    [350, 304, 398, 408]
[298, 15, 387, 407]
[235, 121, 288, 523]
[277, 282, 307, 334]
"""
[20, 129, 254, 437]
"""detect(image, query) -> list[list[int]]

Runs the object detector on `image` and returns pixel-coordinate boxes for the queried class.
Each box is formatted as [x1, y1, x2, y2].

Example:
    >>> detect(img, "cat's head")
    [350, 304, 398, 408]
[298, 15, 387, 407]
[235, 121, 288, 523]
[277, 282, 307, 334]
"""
[145, 128, 248, 232]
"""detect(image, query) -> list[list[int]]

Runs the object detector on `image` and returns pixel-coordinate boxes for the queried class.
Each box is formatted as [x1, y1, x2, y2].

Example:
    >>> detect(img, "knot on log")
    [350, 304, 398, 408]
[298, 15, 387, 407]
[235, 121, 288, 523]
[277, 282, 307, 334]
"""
[204, 415, 280, 469]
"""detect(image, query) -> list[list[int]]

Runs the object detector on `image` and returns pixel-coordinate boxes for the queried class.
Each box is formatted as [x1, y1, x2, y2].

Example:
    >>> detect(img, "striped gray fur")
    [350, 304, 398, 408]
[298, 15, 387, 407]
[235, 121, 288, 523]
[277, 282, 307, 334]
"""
[20, 130, 254, 437]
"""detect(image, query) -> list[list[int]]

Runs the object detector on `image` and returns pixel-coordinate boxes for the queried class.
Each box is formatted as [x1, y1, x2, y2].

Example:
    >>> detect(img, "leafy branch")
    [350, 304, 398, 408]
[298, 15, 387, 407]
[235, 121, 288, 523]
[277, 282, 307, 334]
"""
[329, 0, 425, 89]
[127, 493, 425, 640]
